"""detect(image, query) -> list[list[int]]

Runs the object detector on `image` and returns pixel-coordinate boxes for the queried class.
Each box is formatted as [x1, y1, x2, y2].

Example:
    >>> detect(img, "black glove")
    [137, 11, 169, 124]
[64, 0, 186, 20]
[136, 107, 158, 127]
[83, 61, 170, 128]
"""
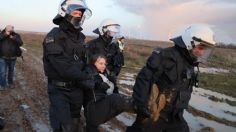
[134, 104, 151, 118]
[96, 82, 110, 91]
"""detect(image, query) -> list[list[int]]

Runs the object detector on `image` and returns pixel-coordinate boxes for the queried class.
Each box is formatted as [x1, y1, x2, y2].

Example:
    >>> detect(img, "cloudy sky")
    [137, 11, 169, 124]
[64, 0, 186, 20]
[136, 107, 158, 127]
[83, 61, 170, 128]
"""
[1, 0, 235, 44]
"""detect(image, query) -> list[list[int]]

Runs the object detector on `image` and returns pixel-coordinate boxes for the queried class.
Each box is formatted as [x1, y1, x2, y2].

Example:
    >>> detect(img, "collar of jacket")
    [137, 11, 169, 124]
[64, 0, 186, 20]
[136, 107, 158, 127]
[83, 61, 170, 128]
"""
[59, 20, 83, 34]
[98, 35, 110, 47]
[174, 45, 198, 66]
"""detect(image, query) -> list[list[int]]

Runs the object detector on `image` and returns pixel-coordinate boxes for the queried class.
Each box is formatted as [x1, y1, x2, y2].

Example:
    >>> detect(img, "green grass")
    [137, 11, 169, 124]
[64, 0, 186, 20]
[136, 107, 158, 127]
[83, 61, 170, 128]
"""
[207, 54, 236, 69]
[199, 73, 236, 98]
[25, 43, 42, 50]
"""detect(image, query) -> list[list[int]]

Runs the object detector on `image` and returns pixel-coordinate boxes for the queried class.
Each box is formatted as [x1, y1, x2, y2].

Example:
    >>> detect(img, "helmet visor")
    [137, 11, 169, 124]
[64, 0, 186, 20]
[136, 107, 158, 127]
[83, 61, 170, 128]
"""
[106, 24, 121, 33]
[105, 24, 121, 37]
[66, 4, 92, 19]
[107, 30, 120, 37]
[192, 44, 214, 62]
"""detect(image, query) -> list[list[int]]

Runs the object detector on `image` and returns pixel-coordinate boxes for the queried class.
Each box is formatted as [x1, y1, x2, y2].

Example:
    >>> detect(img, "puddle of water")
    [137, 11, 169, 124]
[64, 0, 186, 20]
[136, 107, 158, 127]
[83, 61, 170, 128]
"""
[190, 88, 236, 122]
[198, 67, 230, 74]
[118, 73, 136, 86]
[116, 113, 136, 126]
[20, 104, 30, 109]
[184, 111, 236, 132]
[118, 80, 135, 86]
[194, 87, 236, 101]
[100, 123, 122, 132]
[34, 122, 50, 132]
[123, 73, 136, 78]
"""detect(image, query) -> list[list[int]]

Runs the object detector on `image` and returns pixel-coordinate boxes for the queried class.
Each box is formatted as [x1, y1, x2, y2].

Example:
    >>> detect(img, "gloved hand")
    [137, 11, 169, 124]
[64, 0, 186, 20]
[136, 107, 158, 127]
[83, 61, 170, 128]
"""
[79, 79, 95, 90]
[134, 104, 151, 118]
[95, 82, 110, 91]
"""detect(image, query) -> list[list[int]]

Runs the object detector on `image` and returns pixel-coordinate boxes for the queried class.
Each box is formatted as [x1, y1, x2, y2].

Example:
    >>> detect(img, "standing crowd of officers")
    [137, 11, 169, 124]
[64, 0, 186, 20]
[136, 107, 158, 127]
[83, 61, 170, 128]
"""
[42, 0, 217, 132]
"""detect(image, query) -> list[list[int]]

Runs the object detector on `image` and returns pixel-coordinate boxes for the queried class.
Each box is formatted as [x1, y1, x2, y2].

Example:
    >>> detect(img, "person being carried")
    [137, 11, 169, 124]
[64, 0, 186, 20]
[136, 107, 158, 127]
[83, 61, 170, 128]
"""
[81, 54, 134, 132]
[86, 19, 122, 93]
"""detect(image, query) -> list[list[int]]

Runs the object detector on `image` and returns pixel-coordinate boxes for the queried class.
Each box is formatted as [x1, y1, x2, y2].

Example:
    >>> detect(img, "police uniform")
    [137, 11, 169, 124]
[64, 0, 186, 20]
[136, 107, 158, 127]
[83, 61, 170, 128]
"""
[43, 20, 91, 131]
[127, 38, 198, 132]
[87, 36, 123, 93]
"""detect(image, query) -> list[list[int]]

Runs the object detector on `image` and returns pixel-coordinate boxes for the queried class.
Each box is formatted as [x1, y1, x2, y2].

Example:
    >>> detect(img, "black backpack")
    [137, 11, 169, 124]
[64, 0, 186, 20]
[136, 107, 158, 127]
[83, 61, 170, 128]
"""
[16, 46, 22, 57]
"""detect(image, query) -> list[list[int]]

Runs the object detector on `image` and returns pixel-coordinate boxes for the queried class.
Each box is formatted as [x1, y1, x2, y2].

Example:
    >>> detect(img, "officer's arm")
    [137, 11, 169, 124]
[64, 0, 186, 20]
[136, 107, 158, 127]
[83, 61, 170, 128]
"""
[109, 46, 123, 75]
[132, 50, 163, 107]
[86, 42, 94, 60]
[45, 42, 91, 81]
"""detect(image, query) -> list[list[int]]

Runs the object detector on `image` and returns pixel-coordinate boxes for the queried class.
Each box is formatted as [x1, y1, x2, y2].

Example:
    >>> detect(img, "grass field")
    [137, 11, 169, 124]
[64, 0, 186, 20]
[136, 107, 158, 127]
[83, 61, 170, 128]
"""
[20, 32, 236, 98]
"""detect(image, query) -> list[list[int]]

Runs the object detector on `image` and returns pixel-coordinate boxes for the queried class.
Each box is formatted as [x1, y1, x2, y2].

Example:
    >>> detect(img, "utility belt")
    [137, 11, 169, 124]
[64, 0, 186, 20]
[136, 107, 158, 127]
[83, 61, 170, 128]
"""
[48, 79, 75, 91]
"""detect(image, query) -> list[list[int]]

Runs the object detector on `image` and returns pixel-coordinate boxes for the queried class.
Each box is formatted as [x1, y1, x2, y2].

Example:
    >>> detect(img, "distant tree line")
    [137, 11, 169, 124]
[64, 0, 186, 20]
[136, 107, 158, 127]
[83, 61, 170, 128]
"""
[216, 42, 236, 49]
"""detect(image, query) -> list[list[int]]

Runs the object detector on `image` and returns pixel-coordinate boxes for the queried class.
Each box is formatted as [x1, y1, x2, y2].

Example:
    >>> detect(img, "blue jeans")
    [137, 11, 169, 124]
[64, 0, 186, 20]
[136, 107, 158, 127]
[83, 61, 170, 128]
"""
[0, 58, 16, 87]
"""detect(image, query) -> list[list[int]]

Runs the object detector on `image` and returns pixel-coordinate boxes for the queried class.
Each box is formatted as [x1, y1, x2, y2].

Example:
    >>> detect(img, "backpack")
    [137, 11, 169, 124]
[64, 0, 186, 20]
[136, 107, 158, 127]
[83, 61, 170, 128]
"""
[16, 46, 22, 57]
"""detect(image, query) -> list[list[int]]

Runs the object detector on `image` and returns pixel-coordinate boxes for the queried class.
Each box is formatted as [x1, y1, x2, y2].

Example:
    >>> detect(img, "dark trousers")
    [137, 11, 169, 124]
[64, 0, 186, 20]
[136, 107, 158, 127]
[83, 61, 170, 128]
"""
[85, 94, 133, 132]
[48, 83, 83, 132]
[126, 113, 189, 132]
[0, 58, 16, 87]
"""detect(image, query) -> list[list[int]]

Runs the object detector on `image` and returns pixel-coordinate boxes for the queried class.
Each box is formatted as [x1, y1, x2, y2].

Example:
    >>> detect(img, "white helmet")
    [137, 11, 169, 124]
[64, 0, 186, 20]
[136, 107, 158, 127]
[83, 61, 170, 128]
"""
[93, 19, 121, 37]
[171, 24, 216, 62]
[181, 24, 216, 50]
[53, 0, 92, 28]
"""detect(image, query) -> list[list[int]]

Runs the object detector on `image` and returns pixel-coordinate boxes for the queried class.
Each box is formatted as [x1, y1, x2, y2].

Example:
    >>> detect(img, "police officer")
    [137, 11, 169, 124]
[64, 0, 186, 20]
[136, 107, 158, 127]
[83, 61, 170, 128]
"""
[42, 0, 92, 131]
[109, 35, 125, 77]
[86, 19, 122, 93]
[126, 24, 216, 132]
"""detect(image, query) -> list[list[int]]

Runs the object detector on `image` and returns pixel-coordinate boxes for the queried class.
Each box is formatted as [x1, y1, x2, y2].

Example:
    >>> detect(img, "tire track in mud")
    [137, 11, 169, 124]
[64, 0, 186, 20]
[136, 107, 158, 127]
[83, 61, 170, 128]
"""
[2, 47, 51, 131]
[16, 49, 50, 131]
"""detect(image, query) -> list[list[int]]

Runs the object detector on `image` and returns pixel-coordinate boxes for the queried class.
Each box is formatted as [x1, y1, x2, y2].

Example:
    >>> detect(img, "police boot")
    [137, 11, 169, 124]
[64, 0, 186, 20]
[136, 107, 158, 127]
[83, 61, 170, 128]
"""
[86, 124, 99, 132]
[62, 124, 73, 132]
[71, 118, 81, 132]
[0, 116, 5, 130]
[126, 114, 146, 132]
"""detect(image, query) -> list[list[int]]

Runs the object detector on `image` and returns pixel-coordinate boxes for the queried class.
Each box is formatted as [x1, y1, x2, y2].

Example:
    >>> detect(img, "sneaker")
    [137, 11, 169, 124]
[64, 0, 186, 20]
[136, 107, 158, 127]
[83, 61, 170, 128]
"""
[8, 84, 15, 89]
[0, 116, 5, 130]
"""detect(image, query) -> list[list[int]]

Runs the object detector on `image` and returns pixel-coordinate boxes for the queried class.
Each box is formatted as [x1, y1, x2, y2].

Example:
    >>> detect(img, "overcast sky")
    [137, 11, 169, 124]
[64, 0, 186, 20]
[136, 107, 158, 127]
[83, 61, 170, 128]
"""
[0, 0, 235, 44]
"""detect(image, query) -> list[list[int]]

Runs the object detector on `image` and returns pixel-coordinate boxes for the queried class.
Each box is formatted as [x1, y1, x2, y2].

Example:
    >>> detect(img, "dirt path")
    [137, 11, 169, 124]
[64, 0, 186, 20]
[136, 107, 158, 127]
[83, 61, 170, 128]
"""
[0, 49, 50, 132]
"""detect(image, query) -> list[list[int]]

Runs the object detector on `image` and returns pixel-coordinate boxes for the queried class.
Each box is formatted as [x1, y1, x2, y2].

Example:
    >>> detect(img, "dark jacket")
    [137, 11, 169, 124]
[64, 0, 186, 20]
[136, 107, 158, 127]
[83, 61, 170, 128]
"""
[0, 30, 23, 57]
[87, 37, 123, 75]
[42, 20, 91, 82]
[107, 42, 124, 76]
[133, 45, 197, 119]
[82, 64, 112, 106]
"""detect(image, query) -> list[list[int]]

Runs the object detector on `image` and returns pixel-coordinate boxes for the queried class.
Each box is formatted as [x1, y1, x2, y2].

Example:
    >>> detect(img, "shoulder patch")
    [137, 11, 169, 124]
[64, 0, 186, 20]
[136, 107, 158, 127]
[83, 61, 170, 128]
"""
[152, 48, 162, 54]
[45, 37, 54, 44]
